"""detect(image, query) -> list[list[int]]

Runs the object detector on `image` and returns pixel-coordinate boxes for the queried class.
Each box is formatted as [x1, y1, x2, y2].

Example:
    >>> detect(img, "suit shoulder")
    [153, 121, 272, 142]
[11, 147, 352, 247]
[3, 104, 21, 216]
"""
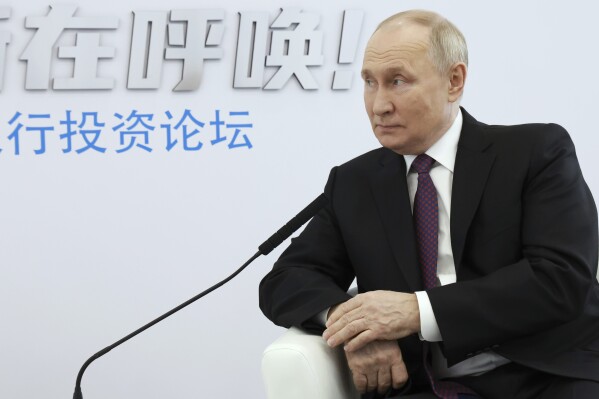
[481, 121, 571, 146]
[476, 121, 578, 181]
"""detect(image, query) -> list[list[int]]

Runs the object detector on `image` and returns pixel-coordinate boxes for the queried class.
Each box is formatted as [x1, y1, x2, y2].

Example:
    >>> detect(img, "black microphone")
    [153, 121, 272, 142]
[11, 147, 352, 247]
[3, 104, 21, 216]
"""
[258, 193, 328, 255]
[73, 193, 328, 399]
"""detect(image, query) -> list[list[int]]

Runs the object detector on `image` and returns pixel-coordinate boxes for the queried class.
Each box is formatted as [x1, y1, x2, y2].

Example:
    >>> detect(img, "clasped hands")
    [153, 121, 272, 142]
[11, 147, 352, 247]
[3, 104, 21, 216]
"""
[322, 290, 420, 394]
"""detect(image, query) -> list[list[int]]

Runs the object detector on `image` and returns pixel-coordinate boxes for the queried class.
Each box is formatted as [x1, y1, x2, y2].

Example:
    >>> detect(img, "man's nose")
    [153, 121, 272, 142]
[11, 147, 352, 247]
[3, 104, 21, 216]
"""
[372, 89, 394, 116]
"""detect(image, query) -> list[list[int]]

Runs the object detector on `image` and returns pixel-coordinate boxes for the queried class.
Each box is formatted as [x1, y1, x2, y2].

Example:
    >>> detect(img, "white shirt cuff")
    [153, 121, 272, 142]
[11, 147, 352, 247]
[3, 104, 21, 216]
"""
[415, 291, 443, 342]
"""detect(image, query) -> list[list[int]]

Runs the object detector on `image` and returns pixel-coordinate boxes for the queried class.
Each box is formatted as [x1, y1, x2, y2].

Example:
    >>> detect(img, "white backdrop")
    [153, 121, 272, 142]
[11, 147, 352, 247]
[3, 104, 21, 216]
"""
[1, 1, 598, 398]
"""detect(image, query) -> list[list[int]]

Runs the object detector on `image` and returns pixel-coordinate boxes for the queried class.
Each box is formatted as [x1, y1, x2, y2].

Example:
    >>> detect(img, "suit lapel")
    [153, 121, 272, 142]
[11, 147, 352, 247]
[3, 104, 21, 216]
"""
[369, 150, 423, 291]
[451, 109, 496, 270]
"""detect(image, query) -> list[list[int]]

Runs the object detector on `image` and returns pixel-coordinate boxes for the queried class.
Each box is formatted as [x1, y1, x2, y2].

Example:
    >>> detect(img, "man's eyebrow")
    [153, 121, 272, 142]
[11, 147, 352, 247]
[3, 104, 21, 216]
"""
[361, 66, 407, 78]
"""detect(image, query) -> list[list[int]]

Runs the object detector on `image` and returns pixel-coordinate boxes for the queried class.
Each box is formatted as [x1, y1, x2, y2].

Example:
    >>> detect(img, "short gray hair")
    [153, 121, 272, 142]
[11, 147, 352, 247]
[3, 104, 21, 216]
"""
[375, 10, 468, 75]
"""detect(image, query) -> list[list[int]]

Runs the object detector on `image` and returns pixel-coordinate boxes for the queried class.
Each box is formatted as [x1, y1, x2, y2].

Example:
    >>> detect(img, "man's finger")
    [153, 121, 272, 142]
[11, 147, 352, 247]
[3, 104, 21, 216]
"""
[391, 363, 408, 389]
[326, 317, 367, 347]
[326, 296, 362, 327]
[323, 306, 363, 340]
[377, 368, 392, 394]
[344, 329, 376, 352]
[353, 373, 367, 394]
[366, 370, 378, 393]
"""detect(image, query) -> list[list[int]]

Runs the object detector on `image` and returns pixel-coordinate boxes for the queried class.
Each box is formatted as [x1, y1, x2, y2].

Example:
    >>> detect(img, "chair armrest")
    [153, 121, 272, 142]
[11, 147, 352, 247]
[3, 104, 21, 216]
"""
[262, 326, 360, 399]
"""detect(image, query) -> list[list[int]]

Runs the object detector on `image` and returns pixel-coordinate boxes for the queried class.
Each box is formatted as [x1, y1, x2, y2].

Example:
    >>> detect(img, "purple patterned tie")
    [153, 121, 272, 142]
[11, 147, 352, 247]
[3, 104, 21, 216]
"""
[412, 154, 478, 399]
[412, 154, 439, 290]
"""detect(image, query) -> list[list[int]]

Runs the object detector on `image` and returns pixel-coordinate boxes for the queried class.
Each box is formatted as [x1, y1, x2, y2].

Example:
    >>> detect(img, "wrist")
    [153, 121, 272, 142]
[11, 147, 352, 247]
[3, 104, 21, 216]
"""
[409, 293, 421, 334]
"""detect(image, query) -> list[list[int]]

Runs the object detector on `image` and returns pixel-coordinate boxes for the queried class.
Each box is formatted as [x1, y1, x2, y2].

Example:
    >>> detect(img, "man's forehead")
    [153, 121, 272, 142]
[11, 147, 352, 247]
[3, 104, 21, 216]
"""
[367, 23, 430, 53]
[362, 26, 430, 73]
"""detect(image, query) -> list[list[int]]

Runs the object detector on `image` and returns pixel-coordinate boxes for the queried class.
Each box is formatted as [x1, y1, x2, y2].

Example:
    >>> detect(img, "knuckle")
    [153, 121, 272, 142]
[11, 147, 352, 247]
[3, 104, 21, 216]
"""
[394, 371, 408, 387]
[347, 322, 358, 335]
[353, 375, 367, 393]
[374, 352, 386, 364]
[338, 303, 348, 315]
[359, 318, 369, 330]
[340, 313, 351, 325]
[397, 372, 408, 384]
[348, 360, 366, 374]
[378, 370, 391, 384]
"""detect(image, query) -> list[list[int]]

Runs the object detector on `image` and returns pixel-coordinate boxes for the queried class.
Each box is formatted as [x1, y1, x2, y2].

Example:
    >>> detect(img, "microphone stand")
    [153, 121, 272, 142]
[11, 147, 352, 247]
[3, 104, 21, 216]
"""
[73, 194, 328, 399]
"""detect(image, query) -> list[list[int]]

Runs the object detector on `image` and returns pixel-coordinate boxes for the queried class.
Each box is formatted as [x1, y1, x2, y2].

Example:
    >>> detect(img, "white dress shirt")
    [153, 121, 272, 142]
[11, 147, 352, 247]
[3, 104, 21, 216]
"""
[407, 110, 509, 378]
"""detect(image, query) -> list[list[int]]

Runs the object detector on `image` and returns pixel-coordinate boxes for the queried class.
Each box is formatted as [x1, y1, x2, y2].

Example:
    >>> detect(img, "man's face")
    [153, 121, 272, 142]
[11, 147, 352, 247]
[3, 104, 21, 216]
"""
[362, 23, 455, 155]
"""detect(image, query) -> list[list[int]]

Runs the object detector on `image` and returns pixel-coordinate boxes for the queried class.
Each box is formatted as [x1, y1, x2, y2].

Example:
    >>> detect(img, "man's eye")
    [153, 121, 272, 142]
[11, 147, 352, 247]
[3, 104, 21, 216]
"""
[364, 79, 373, 87]
[393, 78, 405, 86]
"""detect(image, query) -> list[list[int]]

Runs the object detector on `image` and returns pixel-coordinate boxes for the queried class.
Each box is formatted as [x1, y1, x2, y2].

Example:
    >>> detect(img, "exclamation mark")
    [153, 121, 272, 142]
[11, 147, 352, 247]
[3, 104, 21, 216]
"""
[332, 9, 364, 90]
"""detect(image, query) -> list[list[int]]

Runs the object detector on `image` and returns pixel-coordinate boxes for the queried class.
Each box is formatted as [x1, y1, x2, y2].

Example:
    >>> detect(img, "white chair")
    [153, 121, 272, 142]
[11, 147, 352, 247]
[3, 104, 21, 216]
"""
[262, 286, 359, 399]
[262, 326, 360, 399]
[262, 269, 599, 399]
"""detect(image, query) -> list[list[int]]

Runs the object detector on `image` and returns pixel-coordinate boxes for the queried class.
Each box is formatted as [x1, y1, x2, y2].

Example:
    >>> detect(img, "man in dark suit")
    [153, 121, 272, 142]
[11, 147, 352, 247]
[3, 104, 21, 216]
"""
[259, 9, 599, 399]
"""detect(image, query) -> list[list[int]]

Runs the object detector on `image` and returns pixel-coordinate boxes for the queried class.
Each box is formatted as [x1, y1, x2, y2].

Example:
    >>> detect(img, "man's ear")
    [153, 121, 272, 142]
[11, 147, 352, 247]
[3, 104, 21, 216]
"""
[448, 62, 467, 102]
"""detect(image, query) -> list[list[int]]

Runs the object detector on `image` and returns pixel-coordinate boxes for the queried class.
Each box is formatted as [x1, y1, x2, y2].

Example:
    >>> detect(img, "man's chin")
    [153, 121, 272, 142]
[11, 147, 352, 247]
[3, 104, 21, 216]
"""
[376, 137, 411, 155]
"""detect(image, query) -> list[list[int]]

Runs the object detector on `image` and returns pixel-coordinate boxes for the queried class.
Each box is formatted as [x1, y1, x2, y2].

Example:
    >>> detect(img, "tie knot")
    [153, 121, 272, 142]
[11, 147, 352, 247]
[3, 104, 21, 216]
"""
[411, 154, 435, 174]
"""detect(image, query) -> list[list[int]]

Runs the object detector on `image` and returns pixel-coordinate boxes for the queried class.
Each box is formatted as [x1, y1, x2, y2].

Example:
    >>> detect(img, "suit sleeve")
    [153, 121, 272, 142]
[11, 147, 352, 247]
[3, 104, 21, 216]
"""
[428, 125, 599, 364]
[259, 167, 355, 334]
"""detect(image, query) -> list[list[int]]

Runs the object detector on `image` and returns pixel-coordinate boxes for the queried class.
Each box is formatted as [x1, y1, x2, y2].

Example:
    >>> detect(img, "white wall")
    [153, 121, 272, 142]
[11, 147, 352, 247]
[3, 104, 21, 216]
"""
[0, 1, 598, 398]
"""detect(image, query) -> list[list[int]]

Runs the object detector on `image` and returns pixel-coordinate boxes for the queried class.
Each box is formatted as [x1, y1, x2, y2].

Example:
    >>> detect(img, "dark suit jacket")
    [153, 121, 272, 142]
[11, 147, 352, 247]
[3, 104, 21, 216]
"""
[259, 109, 599, 383]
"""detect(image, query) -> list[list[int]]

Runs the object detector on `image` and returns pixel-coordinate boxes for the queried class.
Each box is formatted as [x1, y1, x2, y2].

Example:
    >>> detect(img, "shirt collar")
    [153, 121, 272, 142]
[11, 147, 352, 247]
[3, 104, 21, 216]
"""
[404, 109, 462, 175]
